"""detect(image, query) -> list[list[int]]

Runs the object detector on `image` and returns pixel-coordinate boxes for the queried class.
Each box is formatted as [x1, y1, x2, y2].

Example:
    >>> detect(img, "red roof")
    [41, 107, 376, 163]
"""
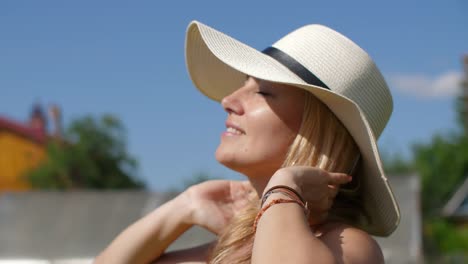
[0, 116, 47, 144]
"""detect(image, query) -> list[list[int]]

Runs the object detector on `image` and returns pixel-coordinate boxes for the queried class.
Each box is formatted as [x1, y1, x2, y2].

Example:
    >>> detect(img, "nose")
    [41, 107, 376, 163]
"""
[221, 90, 244, 115]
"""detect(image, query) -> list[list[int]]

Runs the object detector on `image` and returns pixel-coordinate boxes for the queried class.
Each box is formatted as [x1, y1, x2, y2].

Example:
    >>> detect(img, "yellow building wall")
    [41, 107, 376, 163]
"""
[0, 131, 46, 191]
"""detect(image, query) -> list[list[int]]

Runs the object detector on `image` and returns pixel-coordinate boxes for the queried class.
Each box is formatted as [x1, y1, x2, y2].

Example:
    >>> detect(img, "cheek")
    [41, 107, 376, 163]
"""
[247, 108, 299, 157]
[275, 102, 304, 134]
[256, 102, 304, 158]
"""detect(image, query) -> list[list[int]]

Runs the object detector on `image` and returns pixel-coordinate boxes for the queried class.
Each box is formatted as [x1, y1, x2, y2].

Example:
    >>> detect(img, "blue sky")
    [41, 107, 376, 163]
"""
[1, 1, 467, 191]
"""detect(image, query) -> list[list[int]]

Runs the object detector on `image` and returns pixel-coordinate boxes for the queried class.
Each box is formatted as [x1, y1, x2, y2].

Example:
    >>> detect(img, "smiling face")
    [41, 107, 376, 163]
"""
[216, 77, 305, 178]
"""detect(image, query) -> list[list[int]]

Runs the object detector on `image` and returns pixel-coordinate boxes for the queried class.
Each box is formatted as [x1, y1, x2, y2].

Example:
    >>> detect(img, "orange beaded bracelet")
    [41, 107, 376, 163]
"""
[253, 198, 307, 231]
[261, 186, 305, 207]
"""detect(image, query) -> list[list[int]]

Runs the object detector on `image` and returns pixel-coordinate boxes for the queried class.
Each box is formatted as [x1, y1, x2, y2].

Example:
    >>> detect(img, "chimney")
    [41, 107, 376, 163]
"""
[29, 104, 47, 133]
[49, 104, 63, 139]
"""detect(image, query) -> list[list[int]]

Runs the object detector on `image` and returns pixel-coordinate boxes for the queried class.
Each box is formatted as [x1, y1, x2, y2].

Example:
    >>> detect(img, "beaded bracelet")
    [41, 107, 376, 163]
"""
[253, 198, 307, 231]
[261, 187, 305, 208]
[261, 185, 306, 206]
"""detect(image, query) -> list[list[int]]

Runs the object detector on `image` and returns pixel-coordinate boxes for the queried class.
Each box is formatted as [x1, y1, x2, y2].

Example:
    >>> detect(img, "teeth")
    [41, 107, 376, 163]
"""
[227, 127, 243, 135]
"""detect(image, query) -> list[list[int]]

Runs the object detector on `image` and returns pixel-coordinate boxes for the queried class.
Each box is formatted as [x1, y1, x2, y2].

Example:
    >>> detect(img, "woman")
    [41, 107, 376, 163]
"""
[95, 21, 400, 264]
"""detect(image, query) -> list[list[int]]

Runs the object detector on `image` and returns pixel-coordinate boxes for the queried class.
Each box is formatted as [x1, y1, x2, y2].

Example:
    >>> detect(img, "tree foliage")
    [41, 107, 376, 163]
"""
[26, 115, 145, 189]
[413, 59, 468, 257]
[382, 151, 414, 175]
[383, 58, 468, 257]
[413, 133, 468, 216]
[455, 62, 468, 133]
[413, 132, 468, 256]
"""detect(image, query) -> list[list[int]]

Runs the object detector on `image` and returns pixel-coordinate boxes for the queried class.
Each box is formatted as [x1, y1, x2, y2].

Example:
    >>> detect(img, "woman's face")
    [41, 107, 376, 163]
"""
[216, 77, 305, 178]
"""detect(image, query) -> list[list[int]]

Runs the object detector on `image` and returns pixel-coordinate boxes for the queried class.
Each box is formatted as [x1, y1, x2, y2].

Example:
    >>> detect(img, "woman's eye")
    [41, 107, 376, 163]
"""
[256, 91, 271, 96]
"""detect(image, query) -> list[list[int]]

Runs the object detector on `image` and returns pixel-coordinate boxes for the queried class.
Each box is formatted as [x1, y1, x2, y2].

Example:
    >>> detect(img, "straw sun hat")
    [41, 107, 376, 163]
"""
[185, 21, 400, 236]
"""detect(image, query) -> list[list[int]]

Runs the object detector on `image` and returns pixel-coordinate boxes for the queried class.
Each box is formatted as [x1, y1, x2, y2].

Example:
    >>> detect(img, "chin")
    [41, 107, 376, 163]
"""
[216, 150, 238, 170]
[215, 149, 247, 174]
[215, 147, 284, 177]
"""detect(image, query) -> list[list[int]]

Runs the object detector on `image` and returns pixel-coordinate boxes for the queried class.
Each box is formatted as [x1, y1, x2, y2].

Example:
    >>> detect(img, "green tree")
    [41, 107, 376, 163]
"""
[413, 133, 468, 216]
[412, 56, 468, 257]
[382, 151, 414, 175]
[26, 114, 145, 189]
[455, 56, 468, 133]
[382, 56, 468, 258]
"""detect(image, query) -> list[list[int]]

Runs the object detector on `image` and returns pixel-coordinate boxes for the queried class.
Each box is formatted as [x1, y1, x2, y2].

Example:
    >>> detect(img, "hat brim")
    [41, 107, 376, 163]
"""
[185, 21, 400, 236]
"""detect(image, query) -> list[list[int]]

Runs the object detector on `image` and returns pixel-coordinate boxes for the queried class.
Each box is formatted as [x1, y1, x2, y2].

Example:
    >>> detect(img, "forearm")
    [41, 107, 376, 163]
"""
[95, 193, 193, 264]
[251, 197, 335, 264]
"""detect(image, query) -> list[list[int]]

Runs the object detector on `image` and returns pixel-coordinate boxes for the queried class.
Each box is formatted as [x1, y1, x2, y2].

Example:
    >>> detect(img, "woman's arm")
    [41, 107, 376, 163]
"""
[251, 197, 384, 264]
[94, 193, 196, 264]
[320, 224, 384, 264]
[95, 180, 253, 264]
[251, 192, 336, 264]
[252, 167, 383, 264]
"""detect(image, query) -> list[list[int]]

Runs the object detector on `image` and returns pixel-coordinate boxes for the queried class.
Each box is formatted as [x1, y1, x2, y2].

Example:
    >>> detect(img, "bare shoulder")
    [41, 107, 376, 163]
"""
[317, 222, 384, 264]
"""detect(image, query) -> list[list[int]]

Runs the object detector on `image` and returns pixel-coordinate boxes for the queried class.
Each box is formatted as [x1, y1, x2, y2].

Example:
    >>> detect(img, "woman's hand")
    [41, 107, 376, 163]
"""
[264, 167, 351, 225]
[183, 180, 255, 235]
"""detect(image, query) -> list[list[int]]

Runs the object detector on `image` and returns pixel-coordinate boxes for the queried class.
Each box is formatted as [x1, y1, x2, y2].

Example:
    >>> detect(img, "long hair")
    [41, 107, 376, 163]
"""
[208, 91, 361, 263]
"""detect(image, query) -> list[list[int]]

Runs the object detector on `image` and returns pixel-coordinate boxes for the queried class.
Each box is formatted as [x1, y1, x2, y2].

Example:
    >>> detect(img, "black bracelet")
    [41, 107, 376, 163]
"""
[261, 185, 306, 206]
[261, 189, 299, 207]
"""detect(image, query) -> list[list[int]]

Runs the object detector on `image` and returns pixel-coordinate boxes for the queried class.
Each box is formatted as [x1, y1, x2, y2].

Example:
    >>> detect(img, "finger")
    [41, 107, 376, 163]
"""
[328, 184, 339, 198]
[241, 180, 254, 190]
[233, 195, 250, 209]
[240, 181, 257, 197]
[328, 172, 352, 185]
[230, 181, 256, 202]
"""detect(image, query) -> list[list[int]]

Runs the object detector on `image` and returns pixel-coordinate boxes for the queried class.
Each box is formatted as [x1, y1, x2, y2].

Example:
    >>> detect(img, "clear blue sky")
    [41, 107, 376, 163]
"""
[1, 1, 467, 191]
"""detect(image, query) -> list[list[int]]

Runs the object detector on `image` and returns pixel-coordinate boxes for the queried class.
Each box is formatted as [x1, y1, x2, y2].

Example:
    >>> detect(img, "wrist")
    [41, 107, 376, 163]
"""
[173, 190, 197, 227]
[254, 193, 309, 231]
[264, 169, 301, 196]
[262, 192, 291, 205]
[262, 185, 305, 206]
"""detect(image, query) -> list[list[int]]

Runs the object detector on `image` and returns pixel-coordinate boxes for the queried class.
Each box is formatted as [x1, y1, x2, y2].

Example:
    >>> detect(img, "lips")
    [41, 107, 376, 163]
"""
[226, 126, 243, 135]
[225, 121, 245, 135]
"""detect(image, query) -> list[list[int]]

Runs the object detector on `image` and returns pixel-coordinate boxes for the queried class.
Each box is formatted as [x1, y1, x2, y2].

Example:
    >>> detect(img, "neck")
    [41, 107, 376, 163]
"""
[246, 174, 272, 197]
[225, 163, 280, 197]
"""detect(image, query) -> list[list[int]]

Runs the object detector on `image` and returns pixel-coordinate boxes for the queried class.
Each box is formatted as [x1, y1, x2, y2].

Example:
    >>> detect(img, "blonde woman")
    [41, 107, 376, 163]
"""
[95, 21, 400, 264]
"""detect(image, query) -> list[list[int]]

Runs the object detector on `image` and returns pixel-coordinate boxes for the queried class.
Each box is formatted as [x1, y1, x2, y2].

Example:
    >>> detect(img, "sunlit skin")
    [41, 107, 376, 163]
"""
[95, 79, 383, 264]
[215, 77, 305, 192]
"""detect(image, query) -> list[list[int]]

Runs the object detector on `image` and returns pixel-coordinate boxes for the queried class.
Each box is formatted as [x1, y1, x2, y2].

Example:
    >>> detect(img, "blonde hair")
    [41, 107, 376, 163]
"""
[208, 91, 361, 263]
